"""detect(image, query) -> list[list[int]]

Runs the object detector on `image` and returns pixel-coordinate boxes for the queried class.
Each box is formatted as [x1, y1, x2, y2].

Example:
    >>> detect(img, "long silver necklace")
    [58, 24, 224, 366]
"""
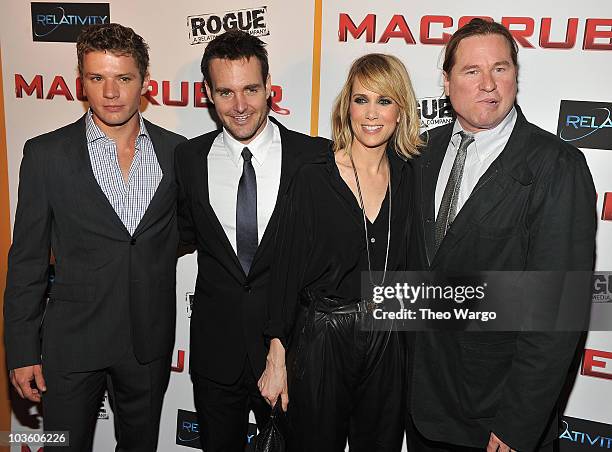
[350, 152, 392, 288]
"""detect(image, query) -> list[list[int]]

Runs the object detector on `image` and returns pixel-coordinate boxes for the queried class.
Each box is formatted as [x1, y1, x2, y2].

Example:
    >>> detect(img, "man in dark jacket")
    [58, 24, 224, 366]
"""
[4, 23, 185, 451]
[175, 30, 328, 451]
[407, 19, 597, 452]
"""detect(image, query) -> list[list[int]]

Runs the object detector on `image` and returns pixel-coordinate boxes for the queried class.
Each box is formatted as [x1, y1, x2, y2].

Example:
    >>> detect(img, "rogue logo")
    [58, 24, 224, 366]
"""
[582, 348, 612, 381]
[14, 74, 290, 115]
[31, 3, 109, 43]
[557, 100, 612, 150]
[418, 96, 454, 129]
[339, 13, 612, 50]
[188, 7, 269, 45]
[592, 273, 612, 304]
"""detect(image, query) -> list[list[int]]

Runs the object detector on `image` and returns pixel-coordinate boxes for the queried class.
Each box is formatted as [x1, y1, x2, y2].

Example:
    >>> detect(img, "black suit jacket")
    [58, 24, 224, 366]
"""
[4, 115, 186, 372]
[409, 106, 597, 451]
[175, 117, 329, 383]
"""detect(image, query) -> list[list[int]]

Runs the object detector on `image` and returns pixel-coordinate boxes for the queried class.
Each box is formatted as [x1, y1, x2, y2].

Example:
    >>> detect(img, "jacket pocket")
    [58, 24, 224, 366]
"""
[48, 282, 96, 302]
[457, 339, 515, 419]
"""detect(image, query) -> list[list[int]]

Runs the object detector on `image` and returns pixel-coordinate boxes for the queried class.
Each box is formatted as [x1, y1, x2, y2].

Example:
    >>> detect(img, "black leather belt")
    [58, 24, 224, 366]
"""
[313, 299, 377, 314]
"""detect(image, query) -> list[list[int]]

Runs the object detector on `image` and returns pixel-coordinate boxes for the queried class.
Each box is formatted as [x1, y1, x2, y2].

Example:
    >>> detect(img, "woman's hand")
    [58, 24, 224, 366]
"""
[257, 338, 289, 411]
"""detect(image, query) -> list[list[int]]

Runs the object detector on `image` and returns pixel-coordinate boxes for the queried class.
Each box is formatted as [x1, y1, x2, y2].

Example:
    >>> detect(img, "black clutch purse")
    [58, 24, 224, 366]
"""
[254, 397, 286, 452]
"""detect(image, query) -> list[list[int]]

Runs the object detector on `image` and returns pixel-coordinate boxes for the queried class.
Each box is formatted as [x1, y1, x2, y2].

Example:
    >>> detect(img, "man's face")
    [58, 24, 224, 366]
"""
[205, 57, 271, 144]
[444, 34, 517, 133]
[81, 51, 149, 134]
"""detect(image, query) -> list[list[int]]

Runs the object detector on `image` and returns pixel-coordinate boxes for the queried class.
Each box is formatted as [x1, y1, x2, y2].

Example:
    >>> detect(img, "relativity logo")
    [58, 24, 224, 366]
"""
[559, 416, 612, 449]
[176, 409, 258, 449]
[557, 100, 612, 150]
[31, 2, 110, 43]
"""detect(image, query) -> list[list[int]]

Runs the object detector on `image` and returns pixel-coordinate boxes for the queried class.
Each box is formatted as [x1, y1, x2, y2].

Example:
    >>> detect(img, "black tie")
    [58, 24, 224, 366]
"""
[236, 147, 258, 274]
[434, 131, 475, 253]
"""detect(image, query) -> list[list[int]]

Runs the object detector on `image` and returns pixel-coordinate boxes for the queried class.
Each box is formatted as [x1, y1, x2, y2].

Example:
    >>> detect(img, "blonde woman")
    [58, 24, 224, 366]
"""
[259, 54, 422, 451]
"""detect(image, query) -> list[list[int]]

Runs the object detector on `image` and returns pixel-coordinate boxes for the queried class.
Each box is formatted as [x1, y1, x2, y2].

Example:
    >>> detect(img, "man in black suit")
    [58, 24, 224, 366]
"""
[175, 30, 328, 451]
[4, 24, 185, 451]
[407, 19, 597, 452]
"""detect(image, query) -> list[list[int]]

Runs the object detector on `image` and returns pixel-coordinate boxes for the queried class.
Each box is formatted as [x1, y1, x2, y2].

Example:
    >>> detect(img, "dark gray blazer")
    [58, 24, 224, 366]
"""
[4, 115, 186, 372]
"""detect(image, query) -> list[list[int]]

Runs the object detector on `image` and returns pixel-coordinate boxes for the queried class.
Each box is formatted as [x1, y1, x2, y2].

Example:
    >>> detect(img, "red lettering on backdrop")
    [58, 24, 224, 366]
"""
[583, 19, 612, 50]
[171, 350, 185, 373]
[338, 13, 376, 42]
[379, 15, 416, 44]
[502, 17, 535, 48]
[162, 81, 189, 107]
[420, 15, 453, 45]
[46, 75, 74, 100]
[15, 74, 43, 98]
[602, 193, 612, 221]
[582, 349, 612, 380]
[540, 18, 578, 49]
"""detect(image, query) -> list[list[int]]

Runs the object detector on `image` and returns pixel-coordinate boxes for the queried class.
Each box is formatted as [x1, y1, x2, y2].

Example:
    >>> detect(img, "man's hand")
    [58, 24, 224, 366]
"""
[257, 339, 288, 411]
[10, 364, 46, 402]
[487, 432, 515, 452]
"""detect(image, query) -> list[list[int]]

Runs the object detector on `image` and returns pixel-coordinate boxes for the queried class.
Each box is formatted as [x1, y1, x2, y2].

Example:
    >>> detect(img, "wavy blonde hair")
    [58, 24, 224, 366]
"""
[332, 53, 422, 159]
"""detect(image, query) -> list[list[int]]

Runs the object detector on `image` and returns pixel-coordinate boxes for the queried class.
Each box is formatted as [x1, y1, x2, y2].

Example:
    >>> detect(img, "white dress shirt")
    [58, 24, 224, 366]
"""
[86, 110, 162, 235]
[208, 118, 282, 253]
[435, 107, 517, 219]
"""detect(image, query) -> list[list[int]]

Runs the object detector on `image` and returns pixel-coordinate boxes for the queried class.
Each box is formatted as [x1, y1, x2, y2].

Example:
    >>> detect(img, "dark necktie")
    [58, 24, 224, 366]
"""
[236, 147, 258, 274]
[434, 131, 475, 253]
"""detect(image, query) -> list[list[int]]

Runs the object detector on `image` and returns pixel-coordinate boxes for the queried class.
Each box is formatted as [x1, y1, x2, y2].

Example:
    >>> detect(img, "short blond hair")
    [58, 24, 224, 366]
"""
[331, 53, 422, 159]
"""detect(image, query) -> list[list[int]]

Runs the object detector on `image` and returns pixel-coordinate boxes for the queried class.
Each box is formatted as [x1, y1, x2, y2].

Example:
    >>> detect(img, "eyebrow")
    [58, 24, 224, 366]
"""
[84, 71, 137, 77]
[351, 92, 390, 98]
[215, 83, 262, 93]
[460, 61, 511, 71]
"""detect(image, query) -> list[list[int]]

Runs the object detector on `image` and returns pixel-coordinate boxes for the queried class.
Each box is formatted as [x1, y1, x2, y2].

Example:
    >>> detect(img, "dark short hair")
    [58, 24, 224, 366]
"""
[77, 23, 149, 81]
[200, 29, 269, 87]
[443, 18, 518, 74]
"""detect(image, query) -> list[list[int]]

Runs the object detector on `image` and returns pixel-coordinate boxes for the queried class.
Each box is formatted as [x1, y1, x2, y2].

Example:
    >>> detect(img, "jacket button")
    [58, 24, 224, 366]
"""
[243, 285, 251, 293]
[130, 239, 136, 245]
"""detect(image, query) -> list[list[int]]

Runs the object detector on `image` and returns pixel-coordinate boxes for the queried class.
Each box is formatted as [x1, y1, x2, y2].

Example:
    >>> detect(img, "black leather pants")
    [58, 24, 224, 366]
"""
[286, 295, 405, 452]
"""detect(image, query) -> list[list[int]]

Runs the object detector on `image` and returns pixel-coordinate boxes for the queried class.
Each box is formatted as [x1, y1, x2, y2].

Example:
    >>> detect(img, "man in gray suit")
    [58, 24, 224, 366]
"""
[4, 23, 185, 451]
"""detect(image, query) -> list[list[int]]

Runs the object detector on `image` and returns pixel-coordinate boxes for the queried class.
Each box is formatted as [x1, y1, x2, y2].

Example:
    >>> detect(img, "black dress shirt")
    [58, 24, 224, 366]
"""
[266, 146, 413, 343]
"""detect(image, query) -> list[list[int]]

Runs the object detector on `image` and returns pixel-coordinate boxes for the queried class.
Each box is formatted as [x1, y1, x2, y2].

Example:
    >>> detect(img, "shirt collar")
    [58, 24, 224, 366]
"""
[450, 106, 517, 162]
[222, 118, 273, 167]
[85, 109, 151, 147]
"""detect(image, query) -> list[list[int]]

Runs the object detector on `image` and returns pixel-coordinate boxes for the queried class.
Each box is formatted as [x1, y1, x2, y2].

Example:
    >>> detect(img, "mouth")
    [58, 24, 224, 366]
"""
[231, 114, 251, 124]
[479, 98, 500, 106]
[104, 105, 124, 112]
[361, 125, 383, 133]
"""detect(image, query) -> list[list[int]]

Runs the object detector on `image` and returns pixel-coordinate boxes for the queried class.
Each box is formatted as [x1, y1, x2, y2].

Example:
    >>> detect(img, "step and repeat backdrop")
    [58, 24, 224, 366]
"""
[1, 1, 611, 451]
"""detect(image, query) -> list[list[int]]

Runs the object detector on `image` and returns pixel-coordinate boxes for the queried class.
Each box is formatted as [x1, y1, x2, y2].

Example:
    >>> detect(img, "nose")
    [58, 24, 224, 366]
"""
[233, 92, 247, 113]
[365, 104, 378, 120]
[480, 71, 496, 92]
[103, 79, 119, 99]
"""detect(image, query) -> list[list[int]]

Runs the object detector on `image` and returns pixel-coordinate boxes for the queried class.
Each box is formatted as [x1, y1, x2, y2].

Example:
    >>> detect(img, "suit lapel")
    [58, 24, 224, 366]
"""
[194, 133, 246, 279]
[133, 121, 173, 237]
[69, 117, 130, 238]
[249, 118, 303, 272]
[421, 125, 452, 265]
